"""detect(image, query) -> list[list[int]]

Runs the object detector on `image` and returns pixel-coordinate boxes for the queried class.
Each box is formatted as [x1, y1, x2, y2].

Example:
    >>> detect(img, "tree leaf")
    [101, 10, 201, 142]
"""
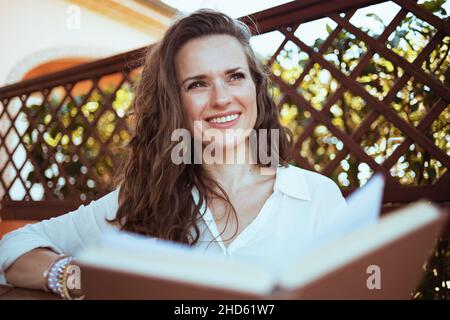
[366, 13, 384, 26]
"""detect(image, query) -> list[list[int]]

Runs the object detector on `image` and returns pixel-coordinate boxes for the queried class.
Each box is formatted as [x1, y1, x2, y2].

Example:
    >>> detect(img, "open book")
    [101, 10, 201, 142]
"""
[76, 175, 448, 299]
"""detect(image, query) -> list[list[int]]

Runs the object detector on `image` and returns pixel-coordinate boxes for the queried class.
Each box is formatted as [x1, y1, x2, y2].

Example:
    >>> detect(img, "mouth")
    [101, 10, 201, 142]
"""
[205, 112, 241, 126]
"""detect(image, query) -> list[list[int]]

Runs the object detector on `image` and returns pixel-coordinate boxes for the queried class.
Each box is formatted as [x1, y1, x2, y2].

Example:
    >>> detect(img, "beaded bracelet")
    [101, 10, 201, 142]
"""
[60, 262, 76, 300]
[43, 255, 73, 298]
[63, 264, 86, 300]
[60, 263, 85, 300]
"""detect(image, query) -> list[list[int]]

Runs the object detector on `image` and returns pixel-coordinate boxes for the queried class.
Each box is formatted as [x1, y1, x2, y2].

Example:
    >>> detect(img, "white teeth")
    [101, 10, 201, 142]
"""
[208, 113, 239, 124]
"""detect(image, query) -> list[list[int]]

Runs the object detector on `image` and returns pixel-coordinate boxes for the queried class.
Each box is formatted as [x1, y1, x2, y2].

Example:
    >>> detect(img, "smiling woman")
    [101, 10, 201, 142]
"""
[110, 9, 295, 245]
[0, 9, 346, 299]
[177, 35, 258, 151]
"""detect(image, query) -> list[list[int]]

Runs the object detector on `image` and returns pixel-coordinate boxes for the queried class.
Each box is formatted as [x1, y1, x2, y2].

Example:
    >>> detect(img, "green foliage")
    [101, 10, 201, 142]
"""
[22, 81, 135, 200]
[270, 1, 449, 189]
[421, 0, 447, 15]
[413, 237, 450, 299]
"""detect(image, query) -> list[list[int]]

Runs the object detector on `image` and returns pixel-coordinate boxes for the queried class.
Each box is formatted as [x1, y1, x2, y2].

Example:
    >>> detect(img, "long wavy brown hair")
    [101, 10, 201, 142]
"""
[110, 9, 293, 245]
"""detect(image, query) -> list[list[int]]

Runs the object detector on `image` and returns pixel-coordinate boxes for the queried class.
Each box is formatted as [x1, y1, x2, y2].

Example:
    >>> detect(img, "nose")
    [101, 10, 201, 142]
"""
[211, 80, 231, 108]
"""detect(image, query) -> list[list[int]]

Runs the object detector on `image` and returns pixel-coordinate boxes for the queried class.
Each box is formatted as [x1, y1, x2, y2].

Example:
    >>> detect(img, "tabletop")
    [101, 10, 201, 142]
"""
[0, 284, 60, 300]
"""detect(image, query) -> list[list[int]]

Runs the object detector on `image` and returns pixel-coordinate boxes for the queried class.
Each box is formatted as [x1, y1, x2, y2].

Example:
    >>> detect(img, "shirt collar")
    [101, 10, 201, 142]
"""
[274, 165, 311, 201]
[192, 165, 311, 205]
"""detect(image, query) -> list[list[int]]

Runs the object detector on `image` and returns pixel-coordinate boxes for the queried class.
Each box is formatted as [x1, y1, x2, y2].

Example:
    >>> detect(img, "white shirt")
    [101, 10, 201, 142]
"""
[0, 165, 346, 285]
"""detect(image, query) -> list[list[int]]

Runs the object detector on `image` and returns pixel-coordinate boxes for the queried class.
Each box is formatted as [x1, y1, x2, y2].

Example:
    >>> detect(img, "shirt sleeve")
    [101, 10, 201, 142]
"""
[0, 188, 120, 285]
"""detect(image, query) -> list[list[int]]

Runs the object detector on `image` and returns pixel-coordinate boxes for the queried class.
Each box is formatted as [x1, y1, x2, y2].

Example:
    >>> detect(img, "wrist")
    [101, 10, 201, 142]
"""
[43, 255, 72, 298]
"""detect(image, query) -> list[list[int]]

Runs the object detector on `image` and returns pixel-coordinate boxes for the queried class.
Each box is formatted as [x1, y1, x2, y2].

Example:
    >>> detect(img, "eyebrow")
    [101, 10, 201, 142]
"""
[180, 67, 244, 87]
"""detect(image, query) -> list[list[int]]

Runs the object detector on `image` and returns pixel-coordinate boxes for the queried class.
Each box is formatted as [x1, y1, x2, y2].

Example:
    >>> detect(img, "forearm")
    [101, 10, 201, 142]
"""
[4, 248, 60, 290]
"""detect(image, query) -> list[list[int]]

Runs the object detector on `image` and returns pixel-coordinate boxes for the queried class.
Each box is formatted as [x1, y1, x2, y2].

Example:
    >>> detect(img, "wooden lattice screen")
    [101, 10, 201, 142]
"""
[0, 0, 449, 221]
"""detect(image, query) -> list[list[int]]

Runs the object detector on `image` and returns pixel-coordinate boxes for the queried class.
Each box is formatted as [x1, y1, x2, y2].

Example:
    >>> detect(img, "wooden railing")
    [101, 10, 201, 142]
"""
[0, 0, 449, 220]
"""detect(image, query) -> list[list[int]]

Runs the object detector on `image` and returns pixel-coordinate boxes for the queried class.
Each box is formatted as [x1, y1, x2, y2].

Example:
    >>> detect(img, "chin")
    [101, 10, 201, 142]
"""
[201, 137, 248, 162]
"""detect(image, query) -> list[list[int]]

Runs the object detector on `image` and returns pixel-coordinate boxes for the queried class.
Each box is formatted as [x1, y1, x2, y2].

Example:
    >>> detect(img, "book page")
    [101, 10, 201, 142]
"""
[76, 231, 277, 295]
[303, 173, 385, 255]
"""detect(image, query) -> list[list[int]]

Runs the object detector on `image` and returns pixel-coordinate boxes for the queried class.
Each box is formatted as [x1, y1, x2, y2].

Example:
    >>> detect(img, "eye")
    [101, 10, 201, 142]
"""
[186, 81, 206, 91]
[229, 72, 245, 81]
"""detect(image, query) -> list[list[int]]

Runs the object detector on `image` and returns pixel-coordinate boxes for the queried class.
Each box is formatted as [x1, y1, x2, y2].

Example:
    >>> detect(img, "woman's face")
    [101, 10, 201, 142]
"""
[176, 35, 257, 152]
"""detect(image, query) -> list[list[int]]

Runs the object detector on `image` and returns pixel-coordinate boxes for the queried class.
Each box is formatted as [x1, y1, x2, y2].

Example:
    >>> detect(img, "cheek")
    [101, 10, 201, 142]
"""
[181, 94, 204, 122]
[180, 94, 208, 137]
[238, 83, 258, 118]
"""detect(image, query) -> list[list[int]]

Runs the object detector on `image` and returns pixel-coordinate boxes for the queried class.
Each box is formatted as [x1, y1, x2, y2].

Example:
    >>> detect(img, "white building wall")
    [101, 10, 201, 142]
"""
[0, 0, 158, 203]
[0, 0, 156, 85]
